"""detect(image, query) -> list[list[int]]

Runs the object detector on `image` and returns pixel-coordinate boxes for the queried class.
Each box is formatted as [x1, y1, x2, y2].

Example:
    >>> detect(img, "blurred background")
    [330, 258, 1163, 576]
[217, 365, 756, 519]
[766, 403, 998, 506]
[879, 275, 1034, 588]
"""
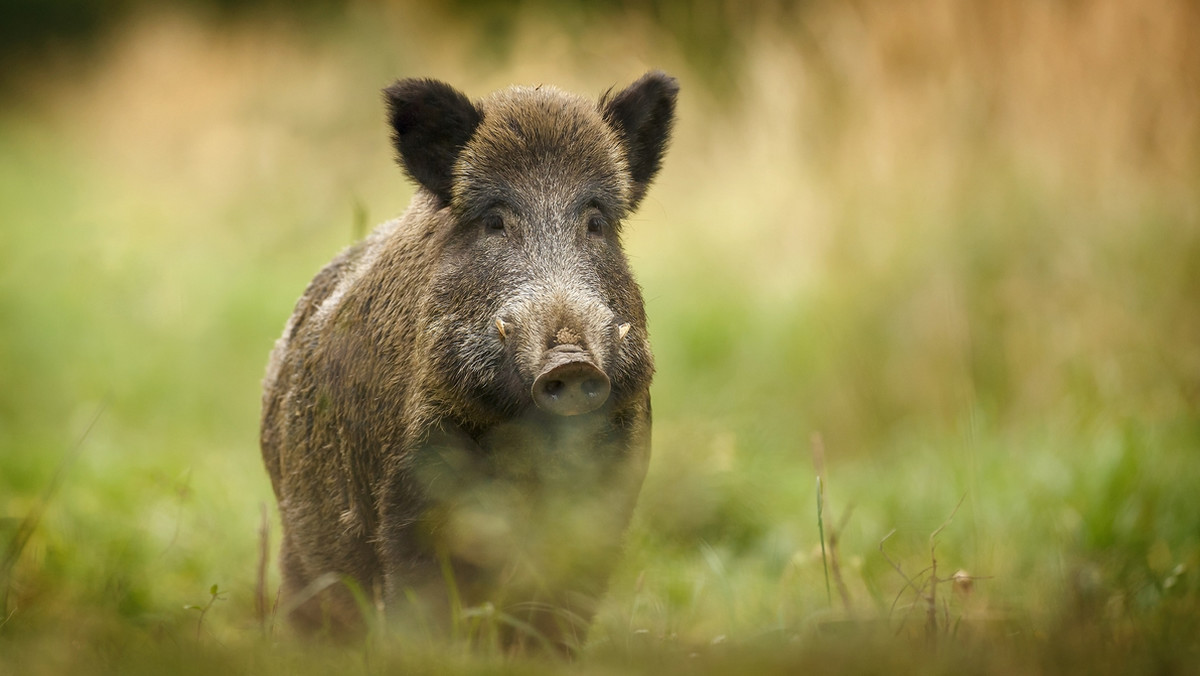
[1, 0, 1197, 670]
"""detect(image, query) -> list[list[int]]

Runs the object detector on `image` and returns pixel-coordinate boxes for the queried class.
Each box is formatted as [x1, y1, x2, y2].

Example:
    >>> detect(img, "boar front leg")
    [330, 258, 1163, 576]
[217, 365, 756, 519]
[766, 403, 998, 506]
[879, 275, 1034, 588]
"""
[376, 425, 495, 637]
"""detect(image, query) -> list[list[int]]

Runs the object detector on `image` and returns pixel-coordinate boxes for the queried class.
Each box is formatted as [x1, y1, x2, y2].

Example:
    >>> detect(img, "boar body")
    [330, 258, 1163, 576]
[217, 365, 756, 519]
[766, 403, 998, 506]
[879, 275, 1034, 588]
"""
[260, 73, 677, 650]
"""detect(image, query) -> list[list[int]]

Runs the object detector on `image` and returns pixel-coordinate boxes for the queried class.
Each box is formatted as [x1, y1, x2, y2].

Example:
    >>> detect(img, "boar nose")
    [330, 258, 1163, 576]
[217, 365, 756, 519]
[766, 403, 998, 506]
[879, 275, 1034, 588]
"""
[533, 350, 611, 416]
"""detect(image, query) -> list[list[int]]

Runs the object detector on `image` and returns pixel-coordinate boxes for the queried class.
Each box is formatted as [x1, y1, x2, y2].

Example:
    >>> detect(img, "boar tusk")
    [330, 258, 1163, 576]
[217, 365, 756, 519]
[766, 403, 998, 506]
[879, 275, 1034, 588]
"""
[617, 323, 631, 340]
[495, 318, 508, 341]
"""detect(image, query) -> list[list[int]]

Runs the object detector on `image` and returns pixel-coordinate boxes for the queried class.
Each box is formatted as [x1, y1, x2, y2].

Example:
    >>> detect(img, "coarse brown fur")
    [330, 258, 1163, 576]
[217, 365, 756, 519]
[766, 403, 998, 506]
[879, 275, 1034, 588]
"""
[261, 72, 677, 652]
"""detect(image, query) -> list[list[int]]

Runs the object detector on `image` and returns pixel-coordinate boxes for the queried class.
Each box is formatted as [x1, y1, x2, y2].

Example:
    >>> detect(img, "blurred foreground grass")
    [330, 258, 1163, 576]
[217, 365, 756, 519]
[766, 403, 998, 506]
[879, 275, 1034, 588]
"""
[1, 1, 1198, 673]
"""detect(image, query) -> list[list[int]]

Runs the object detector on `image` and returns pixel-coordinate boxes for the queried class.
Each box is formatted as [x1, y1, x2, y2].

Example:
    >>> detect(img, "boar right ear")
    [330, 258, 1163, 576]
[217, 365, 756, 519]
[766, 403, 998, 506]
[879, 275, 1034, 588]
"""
[383, 78, 482, 206]
[601, 71, 679, 209]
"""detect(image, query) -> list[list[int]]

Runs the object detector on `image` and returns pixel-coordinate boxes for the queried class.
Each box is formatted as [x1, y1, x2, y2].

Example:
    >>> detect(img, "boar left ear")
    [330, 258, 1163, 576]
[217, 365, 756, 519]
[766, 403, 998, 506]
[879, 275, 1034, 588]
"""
[383, 78, 482, 206]
[601, 71, 679, 209]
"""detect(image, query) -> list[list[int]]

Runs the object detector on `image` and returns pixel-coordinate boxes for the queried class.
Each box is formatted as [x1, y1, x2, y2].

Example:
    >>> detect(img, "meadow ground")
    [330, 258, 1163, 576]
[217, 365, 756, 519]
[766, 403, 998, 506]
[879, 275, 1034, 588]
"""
[1, 2, 1198, 673]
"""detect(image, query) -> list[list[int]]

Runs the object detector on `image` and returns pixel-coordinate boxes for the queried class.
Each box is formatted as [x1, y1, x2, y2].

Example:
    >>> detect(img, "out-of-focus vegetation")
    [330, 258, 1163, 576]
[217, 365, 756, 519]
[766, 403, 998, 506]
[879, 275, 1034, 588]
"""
[1, 0, 1198, 673]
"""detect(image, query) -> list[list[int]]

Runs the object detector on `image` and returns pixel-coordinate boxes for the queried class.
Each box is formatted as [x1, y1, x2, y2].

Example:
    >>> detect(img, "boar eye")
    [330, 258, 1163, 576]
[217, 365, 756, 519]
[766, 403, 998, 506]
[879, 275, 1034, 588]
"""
[483, 213, 506, 236]
[587, 213, 607, 236]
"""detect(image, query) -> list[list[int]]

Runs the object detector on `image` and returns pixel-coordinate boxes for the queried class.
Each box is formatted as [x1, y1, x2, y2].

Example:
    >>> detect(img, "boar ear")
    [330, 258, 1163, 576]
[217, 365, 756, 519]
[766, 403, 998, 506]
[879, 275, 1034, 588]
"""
[383, 78, 482, 206]
[601, 71, 679, 209]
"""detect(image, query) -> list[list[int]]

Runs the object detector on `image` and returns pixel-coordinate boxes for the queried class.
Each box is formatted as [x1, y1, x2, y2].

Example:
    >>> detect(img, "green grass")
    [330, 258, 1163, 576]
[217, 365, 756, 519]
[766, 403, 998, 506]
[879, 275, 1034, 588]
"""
[2, 2, 1199, 673]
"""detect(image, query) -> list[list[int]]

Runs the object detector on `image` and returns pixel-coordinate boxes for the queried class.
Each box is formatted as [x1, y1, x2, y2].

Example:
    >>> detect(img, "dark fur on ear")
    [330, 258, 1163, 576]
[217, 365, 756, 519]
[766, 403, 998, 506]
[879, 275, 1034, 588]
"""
[383, 78, 482, 206]
[600, 71, 679, 209]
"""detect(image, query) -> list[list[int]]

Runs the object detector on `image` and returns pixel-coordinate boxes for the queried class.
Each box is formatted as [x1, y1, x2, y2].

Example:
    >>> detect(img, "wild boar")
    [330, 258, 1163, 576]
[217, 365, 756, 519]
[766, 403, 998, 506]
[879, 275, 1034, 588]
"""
[260, 71, 677, 652]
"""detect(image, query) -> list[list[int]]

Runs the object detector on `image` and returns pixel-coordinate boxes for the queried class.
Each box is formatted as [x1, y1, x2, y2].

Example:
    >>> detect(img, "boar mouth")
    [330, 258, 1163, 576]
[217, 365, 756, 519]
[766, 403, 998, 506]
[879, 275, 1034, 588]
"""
[532, 346, 611, 416]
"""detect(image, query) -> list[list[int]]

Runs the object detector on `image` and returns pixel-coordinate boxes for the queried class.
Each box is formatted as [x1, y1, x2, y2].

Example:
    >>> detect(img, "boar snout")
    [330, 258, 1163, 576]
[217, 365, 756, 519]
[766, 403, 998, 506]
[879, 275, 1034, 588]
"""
[533, 346, 611, 416]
